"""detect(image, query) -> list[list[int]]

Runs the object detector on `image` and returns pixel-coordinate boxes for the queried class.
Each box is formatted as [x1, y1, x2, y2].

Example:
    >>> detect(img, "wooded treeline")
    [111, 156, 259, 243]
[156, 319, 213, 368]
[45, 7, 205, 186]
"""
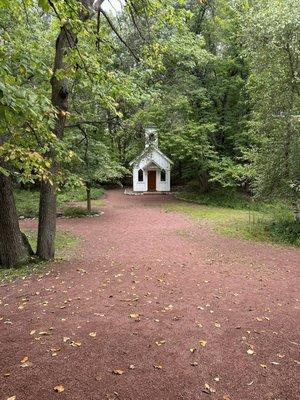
[0, 0, 299, 267]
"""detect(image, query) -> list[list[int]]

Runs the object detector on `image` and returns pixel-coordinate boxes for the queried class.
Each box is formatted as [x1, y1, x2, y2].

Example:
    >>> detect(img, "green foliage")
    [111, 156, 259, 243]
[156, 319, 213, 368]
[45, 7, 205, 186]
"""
[14, 187, 104, 218]
[164, 197, 299, 247]
[240, 0, 300, 208]
[175, 188, 257, 210]
[1, 0, 299, 230]
[63, 206, 93, 218]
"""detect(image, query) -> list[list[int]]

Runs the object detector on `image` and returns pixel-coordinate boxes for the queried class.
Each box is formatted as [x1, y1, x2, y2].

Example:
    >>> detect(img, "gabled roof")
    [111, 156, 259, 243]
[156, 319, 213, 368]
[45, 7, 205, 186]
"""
[130, 146, 173, 167]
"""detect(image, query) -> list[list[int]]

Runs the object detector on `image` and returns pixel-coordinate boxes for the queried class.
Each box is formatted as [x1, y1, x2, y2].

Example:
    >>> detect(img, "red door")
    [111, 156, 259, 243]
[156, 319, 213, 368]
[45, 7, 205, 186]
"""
[148, 171, 156, 191]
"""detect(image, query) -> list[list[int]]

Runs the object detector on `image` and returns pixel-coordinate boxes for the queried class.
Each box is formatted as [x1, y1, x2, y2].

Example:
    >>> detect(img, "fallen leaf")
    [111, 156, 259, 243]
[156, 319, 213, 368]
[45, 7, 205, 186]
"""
[113, 369, 125, 375]
[223, 396, 231, 400]
[190, 348, 196, 353]
[20, 357, 28, 364]
[63, 337, 70, 343]
[89, 332, 97, 338]
[70, 341, 81, 347]
[203, 383, 216, 393]
[129, 364, 135, 370]
[153, 364, 163, 370]
[199, 340, 207, 347]
[247, 349, 255, 355]
[54, 385, 65, 393]
[214, 322, 221, 328]
[29, 330, 36, 335]
[155, 340, 166, 346]
[129, 313, 140, 321]
[190, 361, 198, 366]
[7, 396, 16, 400]
[260, 364, 267, 369]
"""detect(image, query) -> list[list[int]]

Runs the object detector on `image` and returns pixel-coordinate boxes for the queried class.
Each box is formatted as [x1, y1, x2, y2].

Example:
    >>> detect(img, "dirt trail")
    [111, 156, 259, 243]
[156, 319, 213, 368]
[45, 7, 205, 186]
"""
[1, 189, 299, 400]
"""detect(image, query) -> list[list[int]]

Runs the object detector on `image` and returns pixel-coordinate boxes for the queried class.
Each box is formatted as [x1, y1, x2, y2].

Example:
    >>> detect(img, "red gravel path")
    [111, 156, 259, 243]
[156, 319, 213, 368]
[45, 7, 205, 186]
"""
[1, 190, 299, 400]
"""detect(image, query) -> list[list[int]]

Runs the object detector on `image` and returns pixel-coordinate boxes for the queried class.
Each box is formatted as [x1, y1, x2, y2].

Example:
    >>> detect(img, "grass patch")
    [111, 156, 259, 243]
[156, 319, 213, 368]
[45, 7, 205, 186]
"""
[14, 186, 105, 218]
[175, 189, 263, 211]
[63, 206, 94, 218]
[0, 230, 80, 283]
[164, 200, 299, 247]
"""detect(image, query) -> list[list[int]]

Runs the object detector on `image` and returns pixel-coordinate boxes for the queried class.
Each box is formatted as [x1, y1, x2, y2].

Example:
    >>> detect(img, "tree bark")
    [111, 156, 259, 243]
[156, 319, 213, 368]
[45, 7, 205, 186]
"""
[37, 0, 104, 260]
[37, 179, 57, 260]
[86, 183, 92, 213]
[37, 26, 76, 260]
[0, 173, 33, 268]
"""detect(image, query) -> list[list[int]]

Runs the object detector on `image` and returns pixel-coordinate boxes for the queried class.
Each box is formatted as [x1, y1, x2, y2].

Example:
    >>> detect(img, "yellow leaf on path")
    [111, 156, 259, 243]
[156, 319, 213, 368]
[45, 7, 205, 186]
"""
[63, 337, 70, 343]
[20, 357, 28, 364]
[155, 340, 166, 346]
[153, 365, 163, 370]
[29, 330, 36, 335]
[204, 383, 216, 393]
[70, 341, 81, 347]
[54, 385, 65, 393]
[89, 332, 97, 338]
[113, 369, 125, 375]
[129, 313, 140, 320]
[199, 340, 207, 347]
[214, 322, 221, 328]
[260, 364, 267, 369]
[190, 348, 196, 353]
[7, 396, 16, 400]
[247, 349, 255, 355]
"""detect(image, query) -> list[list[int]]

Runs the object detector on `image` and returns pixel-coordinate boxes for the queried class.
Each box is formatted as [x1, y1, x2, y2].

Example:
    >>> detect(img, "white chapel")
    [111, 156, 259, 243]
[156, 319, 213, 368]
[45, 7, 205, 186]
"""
[130, 125, 173, 192]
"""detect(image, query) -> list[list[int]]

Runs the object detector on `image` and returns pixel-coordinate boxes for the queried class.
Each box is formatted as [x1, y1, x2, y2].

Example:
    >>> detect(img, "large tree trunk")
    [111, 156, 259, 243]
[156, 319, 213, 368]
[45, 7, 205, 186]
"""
[37, 180, 57, 260]
[37, 26, 76, 260]
[0, 173, 33, 268]
[37, 1, 102, 260]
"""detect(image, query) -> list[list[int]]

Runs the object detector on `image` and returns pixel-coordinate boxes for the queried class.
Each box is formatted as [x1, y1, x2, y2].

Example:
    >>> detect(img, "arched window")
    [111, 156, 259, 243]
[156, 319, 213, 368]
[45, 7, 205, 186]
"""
[160, 169, 166, 182]
[138, 169, 144, 182]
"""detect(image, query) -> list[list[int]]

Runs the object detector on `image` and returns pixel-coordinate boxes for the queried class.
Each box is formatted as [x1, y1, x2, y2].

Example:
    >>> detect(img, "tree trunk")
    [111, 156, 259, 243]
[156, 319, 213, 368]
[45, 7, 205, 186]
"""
[37, 180, 57, 260]
[86, 183, 92, 213]
[37, 1, 101, 260]
[37, 26, 76, 260]
[0, 173, 33, 268]
[292, 201, 299, 221]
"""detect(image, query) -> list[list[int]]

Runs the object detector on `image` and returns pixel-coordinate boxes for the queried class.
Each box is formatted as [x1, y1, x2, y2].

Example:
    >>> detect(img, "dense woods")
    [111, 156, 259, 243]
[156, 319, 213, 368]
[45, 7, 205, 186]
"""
[0, 0, 299, 267]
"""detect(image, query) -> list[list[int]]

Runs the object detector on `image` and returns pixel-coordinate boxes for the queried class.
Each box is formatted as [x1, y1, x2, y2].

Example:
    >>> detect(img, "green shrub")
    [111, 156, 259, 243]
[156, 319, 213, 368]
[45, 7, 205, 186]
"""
[57, 187, 105, 203]
[260, 218, 300, 246]
[63, 206, 92, 218]
[175, 188, 259, 210]
[14, 189, 40, 217]
[14, 187, 105, 218]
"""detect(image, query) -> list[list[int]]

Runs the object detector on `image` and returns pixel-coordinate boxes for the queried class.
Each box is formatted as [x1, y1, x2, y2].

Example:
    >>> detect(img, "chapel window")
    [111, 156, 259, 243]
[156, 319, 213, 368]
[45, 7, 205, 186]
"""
[161, 169, 166, 182]
[138, 169, 144, 182]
